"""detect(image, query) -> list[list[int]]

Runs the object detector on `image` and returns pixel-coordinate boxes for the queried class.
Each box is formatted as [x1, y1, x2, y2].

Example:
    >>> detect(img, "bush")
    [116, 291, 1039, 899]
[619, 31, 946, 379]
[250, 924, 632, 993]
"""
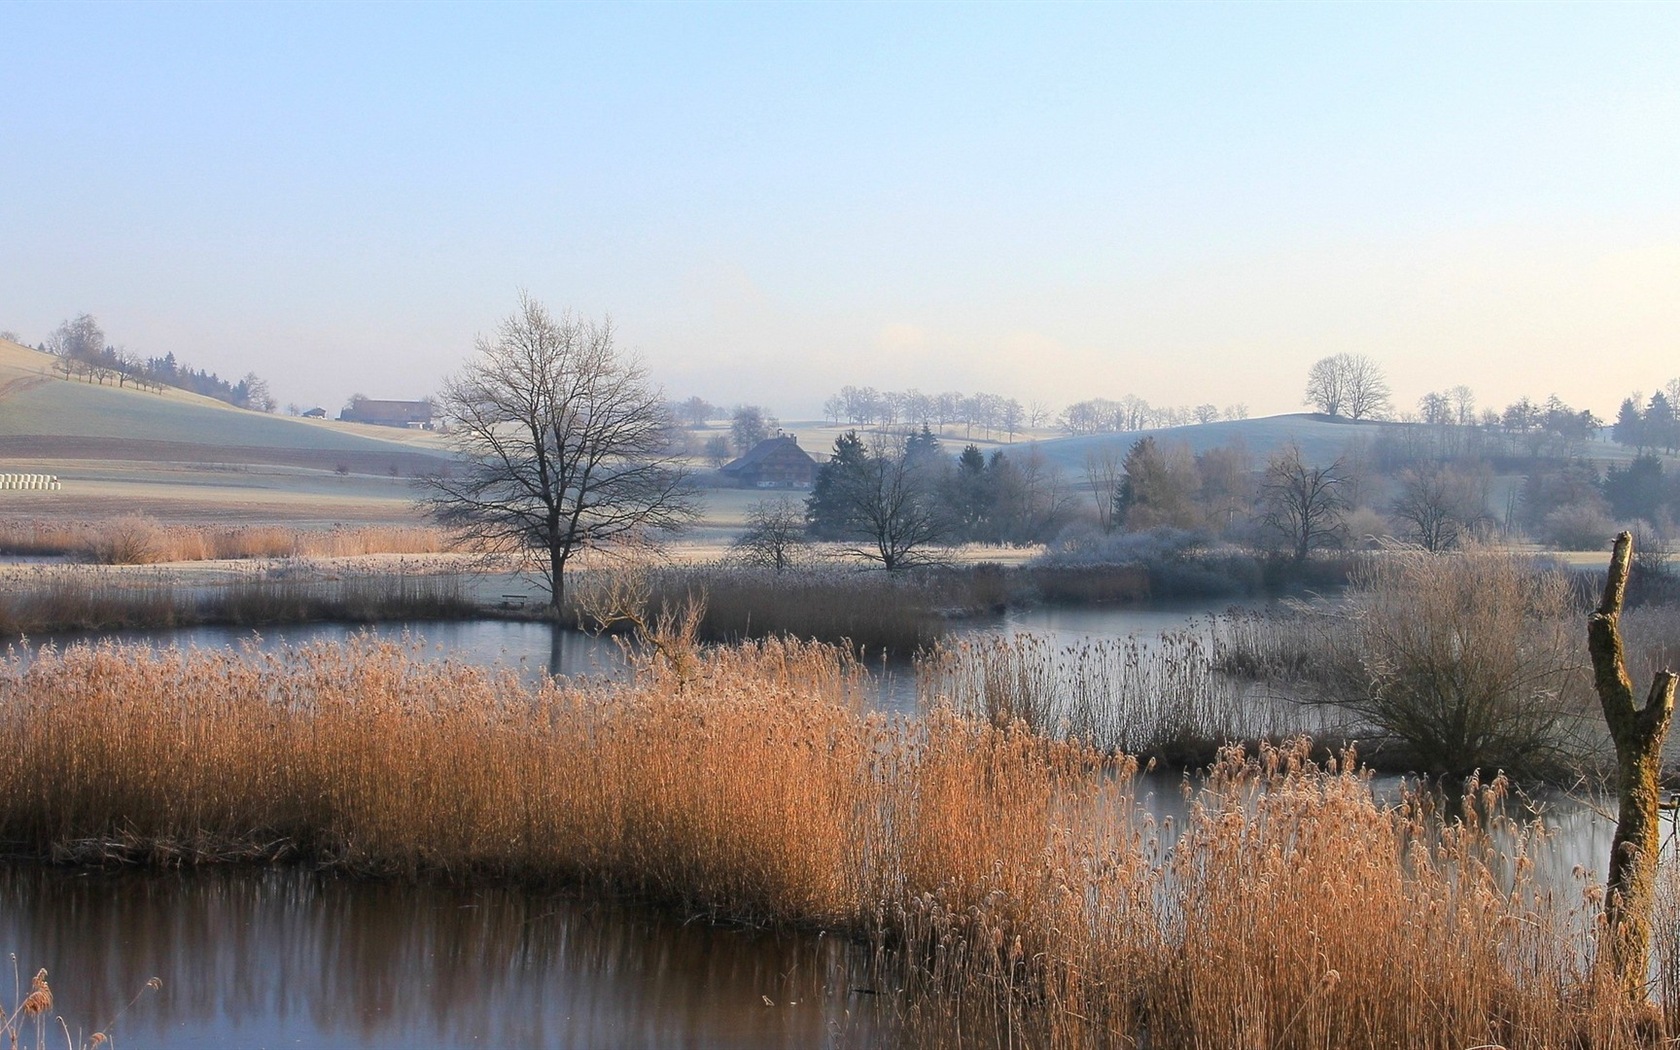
[1031, 526, 1262, 600]
[1541, 502, 1616, 552]
[1321, 545, 1595, 778]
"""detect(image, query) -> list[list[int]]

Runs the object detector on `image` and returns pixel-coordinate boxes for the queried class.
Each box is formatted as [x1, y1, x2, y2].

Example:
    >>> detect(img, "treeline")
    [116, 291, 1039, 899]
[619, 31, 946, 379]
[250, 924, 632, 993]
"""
[823, 385, 1253, 438]
[681, 386, 1255, 443]
[776, 413, 1680, 579]
[36, 313, 275, 412]
[1611, 384, 1680, 454]
[1059, 396, 1250, 434]
[1383, 390, 1603, 465]
[725, 428, 1184, 574]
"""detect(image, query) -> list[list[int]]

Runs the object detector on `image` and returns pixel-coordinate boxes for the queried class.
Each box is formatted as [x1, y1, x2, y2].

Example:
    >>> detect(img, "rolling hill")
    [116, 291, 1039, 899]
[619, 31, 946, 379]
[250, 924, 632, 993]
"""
[0, 338, 447, 474]
[0, 338, 451, 524]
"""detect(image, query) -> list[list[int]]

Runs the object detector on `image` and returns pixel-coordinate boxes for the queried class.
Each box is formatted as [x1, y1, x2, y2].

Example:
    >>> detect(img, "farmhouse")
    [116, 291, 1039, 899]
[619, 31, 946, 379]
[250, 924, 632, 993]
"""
[339, 398, 434, 428]
[719, 435, 818, 488]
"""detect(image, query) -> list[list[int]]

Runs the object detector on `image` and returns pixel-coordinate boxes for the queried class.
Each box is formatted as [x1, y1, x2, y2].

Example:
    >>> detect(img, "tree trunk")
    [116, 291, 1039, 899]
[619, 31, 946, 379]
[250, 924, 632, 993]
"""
[1589, 530, 1679, 999]
[548, 545, 568, 623]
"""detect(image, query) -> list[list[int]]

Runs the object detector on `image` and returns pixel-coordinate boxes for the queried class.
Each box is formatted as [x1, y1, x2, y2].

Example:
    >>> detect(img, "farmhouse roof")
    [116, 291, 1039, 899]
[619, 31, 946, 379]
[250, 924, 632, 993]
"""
[719, 434, 814, 474]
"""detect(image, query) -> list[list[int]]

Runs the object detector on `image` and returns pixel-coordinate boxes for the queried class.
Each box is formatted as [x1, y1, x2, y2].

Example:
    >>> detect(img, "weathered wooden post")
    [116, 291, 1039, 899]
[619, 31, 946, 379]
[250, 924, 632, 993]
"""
[1589, 530, 1679, 998]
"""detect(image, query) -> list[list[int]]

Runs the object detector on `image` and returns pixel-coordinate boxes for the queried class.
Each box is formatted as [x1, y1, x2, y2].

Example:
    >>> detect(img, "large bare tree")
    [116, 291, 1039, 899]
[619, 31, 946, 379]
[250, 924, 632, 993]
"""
[1304, 353, 1391, 420]
[1259, 443, 1349, 562]
[1389, 462, 1491, 551]
[424, 295, 699, 618]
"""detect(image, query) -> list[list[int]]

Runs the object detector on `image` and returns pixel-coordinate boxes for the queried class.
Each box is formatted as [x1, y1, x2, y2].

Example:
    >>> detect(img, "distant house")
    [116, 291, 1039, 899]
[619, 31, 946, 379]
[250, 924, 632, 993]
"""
[302, 407, 327, 418]
[339, 398, 434, 429]
[719, 435, 818, 488]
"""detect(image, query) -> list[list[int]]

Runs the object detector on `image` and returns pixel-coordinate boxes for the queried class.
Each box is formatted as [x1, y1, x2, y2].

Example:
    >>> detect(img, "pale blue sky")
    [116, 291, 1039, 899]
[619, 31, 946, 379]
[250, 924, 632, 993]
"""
[3, 2, 1677, 419]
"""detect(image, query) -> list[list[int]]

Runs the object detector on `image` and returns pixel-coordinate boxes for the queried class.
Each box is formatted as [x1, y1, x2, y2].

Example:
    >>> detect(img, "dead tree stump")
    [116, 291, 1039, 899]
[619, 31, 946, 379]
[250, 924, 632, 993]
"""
[1589, 530, 1679, 999]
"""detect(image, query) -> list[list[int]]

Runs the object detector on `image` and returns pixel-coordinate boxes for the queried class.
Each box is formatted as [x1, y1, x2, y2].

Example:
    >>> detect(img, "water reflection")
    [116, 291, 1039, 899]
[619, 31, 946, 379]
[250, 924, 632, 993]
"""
[0, 866, 886, 1049]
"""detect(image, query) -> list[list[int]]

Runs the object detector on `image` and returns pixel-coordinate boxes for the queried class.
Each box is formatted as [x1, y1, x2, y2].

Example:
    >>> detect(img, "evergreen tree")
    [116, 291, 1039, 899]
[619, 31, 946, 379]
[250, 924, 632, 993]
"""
[1604, 454, 1666, 522]
[949, 444, 990, 540]
[1114, 437, 1199, 530]
[1613, 397, 1646, 451]
[805, 431, 869, 539]
[904, 424, 943, 468]
[1647, 391, 1677, 455]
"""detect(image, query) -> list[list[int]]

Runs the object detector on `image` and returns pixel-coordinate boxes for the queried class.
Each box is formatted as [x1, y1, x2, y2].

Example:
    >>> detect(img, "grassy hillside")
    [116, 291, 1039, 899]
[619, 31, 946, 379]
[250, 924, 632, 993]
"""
[0, 338, 448, 472]
[0, 338, 450, 525]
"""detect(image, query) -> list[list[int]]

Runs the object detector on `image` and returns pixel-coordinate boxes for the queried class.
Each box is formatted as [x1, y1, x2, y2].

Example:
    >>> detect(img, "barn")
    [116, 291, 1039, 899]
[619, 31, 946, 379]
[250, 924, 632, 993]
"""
[719, 435, 818, 488]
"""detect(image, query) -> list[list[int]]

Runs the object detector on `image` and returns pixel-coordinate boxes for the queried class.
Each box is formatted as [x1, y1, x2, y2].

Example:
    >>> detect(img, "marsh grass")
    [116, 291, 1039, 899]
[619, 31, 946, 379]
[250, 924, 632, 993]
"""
[0, 638, 1670, 1045]
[0, 567, 476, 634]
[917, 629, 1342, 764]
[584, 565, 956, 655]
[0, 516, 450, 564]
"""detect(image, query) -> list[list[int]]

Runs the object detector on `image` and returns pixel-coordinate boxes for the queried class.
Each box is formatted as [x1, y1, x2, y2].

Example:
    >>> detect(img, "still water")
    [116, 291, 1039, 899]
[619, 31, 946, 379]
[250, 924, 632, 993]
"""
[1, 600, 1634, 1047]
[0, 866, 883, 1049]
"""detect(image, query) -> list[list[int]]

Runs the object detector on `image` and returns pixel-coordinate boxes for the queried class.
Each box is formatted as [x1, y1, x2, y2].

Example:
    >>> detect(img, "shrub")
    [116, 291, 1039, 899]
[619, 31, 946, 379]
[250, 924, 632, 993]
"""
[1542, 502, 1617, 552]
[1318, 545, 1596, 778]
[1031, 526, 1262, 600]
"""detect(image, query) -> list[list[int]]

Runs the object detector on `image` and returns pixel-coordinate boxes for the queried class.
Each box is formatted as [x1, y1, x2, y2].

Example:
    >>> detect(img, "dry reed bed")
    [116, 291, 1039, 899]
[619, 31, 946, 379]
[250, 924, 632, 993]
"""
[916, 630, 1349, 763]
[0, 638, 1668, 1046]
[625, 565, 955, 655]
[0, 515, 450, 564]
[0, 567, 476, 634]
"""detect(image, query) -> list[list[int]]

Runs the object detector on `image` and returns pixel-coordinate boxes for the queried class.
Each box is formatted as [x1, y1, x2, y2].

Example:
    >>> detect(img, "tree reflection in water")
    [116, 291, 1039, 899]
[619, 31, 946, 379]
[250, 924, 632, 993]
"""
[0, 866, 884, 1049]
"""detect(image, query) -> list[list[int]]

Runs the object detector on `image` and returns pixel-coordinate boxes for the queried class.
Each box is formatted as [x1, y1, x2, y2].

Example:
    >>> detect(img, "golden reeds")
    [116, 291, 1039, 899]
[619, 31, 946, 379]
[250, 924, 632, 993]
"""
[0, 638, 1669, 1045]
[918, 629, 1340, 763]
[0, 516, 451, 564]
[0, 566, 476, 634]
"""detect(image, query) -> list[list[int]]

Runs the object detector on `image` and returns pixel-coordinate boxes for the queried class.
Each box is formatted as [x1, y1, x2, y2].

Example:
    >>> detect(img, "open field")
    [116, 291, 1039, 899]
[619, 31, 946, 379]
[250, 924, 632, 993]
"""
[0, 637, 1670, 1047]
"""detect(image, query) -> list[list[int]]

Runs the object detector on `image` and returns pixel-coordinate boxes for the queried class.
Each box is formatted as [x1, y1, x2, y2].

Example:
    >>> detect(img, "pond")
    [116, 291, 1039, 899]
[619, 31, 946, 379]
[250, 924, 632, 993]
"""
[0, 596, 1647, 1047]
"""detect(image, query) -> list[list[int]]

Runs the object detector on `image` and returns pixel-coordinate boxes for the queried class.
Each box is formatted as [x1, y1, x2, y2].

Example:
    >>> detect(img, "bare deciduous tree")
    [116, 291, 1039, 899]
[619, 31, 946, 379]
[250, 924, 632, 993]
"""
[44, 313, 105, 362]
[730, 404, 774, 454]
[730, 496, 810, 572]
[703, 434, 732, 470]
[1304, 353, 1391, 420]
[423, 294, 699, 619]
[1304, 356, 1345, 417]
[1260, 443, 1349, 562]
[1389, 463, 1491, 551]
[810, 431, 950, 570]
[1341, 353, 1392, 420]
[1083, 443, 1125, 533]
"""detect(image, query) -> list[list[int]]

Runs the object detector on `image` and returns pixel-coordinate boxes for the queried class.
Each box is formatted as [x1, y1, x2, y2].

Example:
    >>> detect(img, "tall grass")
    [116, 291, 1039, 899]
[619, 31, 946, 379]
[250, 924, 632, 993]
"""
[0, 567, 476, 634]
[917, 629, 1341, 763]
[575, 565, 956, 655]
[0, 638, 1669, 1045]
[0, 516, 450, 564]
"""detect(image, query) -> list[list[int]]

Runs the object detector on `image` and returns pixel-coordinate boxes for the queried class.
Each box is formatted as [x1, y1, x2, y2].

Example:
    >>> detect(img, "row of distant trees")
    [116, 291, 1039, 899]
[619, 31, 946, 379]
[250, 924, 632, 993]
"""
[679, 387, 1259, 445]
[1074, 420, 1680, 561]
[33, 313, 275, 412]
[800, 429, 1075, 565]
[1611, 384, 1680, 454]
[781, 425, 1471, 571]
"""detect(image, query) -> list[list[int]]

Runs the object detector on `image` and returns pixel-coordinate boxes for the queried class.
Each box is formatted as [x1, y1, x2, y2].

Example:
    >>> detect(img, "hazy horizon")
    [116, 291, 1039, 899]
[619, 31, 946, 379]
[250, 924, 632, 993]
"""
[4, 2, 1678, 421]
